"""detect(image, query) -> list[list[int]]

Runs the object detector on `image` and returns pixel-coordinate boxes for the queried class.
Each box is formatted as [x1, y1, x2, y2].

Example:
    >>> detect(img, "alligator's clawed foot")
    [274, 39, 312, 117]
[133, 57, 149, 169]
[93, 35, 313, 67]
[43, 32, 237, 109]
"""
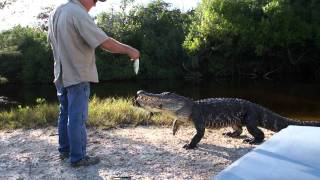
[223, 131, 241, 138]
[183, 144, 197, 150]
[243, 138, 263, 145]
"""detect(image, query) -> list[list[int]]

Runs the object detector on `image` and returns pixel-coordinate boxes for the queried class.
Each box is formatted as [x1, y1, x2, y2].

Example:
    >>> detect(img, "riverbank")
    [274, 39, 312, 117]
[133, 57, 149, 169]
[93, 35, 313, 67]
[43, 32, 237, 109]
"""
[0, 126, 274, 179]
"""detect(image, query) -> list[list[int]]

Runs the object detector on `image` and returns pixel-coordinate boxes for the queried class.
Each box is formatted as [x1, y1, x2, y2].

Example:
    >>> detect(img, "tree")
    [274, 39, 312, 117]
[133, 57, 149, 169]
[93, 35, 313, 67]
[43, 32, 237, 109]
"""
[96, 0, 190, 80]
[184, 0, 320, 79]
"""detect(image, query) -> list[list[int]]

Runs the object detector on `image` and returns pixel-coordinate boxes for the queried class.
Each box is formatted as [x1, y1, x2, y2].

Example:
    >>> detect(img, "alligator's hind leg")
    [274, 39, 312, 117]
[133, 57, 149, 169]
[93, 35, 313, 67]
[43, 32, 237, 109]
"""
[223, 124, 243, 137]
[244, 125, 264, 144]
[243, 113, 265, 144]
[244, 125, 265, 144]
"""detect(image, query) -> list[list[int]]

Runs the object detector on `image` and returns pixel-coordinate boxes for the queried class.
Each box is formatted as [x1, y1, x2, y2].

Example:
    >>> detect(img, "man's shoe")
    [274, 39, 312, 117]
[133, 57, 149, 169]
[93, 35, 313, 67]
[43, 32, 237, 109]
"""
[71, 156, 100, 167]
[59, 152, 70, 160]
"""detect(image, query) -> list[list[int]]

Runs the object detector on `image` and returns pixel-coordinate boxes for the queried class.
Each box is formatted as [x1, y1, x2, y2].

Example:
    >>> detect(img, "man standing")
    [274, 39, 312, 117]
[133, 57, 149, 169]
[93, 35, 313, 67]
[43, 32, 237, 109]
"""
[48, 0, 140, 167]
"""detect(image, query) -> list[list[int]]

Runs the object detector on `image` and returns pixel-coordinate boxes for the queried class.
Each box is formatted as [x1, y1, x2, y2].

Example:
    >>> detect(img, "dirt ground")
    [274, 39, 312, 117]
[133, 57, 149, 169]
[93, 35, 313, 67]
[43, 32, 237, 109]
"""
[0, 126, 274, 179]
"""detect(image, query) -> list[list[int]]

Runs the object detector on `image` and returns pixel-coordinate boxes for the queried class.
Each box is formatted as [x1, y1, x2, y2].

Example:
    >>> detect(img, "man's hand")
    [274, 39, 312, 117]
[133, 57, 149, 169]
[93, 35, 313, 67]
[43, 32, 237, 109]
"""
[128, 48, 140, 60]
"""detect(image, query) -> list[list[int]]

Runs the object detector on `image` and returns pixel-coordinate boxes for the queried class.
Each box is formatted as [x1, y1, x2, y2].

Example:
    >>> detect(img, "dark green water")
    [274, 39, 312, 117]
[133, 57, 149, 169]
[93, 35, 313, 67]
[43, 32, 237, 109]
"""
[1, 79, 320, 121]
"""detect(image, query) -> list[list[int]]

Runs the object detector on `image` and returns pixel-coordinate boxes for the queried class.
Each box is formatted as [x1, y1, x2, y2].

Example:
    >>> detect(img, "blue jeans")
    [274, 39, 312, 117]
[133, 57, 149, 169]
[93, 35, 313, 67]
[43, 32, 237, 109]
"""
[55, 82, 90, 163]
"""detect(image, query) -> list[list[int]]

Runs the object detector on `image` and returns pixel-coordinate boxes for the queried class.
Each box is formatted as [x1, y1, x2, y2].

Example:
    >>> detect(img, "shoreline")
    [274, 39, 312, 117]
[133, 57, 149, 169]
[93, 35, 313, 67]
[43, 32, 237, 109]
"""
[0, 126, 274, 179]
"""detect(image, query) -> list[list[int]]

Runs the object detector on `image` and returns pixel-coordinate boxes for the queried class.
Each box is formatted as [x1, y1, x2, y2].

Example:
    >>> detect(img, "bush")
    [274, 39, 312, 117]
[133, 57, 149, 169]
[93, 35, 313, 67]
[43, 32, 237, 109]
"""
[183, 0, 320, 79]
[0, 26, 53, 83]
[96, 0, 190, 80]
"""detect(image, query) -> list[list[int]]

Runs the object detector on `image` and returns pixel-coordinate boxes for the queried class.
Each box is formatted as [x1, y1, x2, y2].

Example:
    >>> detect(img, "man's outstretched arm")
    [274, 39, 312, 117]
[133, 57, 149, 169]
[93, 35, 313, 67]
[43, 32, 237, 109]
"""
[100, 38, 140, 60]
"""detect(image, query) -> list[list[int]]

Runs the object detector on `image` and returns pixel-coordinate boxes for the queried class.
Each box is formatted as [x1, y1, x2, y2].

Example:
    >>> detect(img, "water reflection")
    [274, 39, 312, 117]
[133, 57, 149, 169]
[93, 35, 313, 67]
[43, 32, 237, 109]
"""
[0, 79, 319, 121]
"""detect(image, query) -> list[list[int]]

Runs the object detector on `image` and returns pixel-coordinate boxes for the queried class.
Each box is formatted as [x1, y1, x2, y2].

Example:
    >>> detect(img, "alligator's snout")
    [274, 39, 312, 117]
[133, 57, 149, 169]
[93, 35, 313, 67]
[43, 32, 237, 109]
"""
[133, 90, 193, 117]
[133, 90, 145, 107]
[137, 90, 146, 95]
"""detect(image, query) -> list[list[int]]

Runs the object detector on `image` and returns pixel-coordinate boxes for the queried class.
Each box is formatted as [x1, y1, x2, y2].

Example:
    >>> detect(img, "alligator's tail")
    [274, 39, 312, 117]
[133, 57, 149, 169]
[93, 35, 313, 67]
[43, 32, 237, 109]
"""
[260, 108, 320, 132]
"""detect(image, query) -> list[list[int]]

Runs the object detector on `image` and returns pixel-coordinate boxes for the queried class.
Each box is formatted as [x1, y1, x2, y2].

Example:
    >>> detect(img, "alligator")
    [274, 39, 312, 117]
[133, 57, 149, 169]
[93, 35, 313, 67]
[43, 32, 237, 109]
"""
[134, 90, 320, 149]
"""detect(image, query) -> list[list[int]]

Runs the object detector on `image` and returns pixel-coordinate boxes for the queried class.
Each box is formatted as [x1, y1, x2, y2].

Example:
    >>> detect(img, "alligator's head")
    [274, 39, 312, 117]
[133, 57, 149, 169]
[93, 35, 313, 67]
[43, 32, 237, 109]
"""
[134, 90, 194, 119]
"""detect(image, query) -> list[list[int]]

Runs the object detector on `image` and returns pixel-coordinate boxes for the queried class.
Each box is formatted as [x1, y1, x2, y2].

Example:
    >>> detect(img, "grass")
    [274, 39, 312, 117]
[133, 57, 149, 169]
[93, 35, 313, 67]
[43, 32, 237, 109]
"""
[0, 96, 174, 130]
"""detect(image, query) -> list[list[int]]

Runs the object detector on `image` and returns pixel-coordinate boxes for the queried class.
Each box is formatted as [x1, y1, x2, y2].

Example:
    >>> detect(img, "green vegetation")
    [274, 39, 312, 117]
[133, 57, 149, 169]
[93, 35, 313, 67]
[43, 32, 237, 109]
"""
[0, 99, 58, 129]
[95, 0, 190, 80]
[0, 26, 52, 83]
[0, 96, 173, 130]
[0, 0, 320, 83]
[183, 0, 320, 79]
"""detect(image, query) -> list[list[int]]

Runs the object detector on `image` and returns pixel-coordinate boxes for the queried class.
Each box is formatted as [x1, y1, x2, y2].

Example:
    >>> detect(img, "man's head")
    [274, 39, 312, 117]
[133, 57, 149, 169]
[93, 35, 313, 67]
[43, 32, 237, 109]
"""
[80, 0, 106, 12]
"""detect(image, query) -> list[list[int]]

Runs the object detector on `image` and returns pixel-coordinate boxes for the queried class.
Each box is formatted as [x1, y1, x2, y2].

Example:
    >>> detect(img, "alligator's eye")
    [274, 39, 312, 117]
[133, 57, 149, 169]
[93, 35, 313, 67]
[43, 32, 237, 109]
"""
[158, 104, 163, 109]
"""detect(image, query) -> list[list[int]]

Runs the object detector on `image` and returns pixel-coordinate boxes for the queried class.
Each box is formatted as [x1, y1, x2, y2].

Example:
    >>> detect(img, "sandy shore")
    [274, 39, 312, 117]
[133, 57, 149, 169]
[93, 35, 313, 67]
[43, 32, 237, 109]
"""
[0, 126, 274, 179]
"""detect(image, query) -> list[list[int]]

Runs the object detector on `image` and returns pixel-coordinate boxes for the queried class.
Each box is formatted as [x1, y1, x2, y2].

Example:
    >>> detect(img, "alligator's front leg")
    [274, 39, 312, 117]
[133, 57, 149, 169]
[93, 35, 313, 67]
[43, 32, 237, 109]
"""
[243, 113, 265, 144]
[172, 119, 180, 135]
[183, 126, 205, 149]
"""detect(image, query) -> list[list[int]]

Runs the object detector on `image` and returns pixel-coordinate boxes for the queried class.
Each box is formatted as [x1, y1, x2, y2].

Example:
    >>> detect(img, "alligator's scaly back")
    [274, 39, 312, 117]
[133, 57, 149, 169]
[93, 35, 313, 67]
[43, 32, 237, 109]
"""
[194, 98, 246, 129]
